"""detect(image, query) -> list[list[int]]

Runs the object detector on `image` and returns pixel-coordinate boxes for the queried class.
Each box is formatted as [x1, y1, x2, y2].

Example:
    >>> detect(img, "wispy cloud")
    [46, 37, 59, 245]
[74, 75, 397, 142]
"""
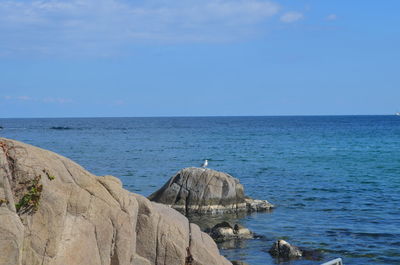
[0, 0, 281, 56]
[326, 14, 337, 21]
[16, 96, 32, 101]
[280, 11, 303, 23]
[2, 95, 73, 104]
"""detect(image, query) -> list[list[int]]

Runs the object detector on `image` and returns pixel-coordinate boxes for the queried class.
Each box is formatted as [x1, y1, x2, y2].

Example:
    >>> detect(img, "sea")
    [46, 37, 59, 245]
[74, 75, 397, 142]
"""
[0, 116, 399, 265]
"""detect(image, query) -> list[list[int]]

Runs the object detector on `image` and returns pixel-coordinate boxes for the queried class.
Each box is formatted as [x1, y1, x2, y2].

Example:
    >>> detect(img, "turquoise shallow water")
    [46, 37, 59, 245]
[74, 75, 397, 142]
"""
[1, 116, 399, 265]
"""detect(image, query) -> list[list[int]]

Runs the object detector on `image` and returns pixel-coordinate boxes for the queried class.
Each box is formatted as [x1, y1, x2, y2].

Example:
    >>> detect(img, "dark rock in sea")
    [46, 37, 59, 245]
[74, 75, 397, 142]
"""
[269, 240, 303, 260]
[0, 126, 3, 130]
[207, 222, 253, 242]
[50, 126, 72, 130]
[231, 261, 249, 265]
[268, 240, 322, 261]
[148, 167, 274, 215]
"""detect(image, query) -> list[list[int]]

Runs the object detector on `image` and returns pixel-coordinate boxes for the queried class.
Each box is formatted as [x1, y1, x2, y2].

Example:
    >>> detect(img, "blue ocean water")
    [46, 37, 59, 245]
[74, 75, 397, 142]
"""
[0, 116, 399, 265]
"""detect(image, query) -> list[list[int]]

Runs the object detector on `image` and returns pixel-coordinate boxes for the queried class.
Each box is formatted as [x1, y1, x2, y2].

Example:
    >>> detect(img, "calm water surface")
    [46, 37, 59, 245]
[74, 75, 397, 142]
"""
[1, 116, 399, 265]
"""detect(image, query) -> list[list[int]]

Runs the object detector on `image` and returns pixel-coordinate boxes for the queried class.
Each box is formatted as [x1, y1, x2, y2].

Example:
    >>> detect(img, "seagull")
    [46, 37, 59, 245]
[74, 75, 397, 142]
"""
[201, 159, 208, 168]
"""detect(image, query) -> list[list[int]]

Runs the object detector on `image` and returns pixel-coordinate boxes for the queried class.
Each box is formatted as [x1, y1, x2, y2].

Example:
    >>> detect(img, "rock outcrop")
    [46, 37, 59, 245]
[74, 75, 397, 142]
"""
[148, 167, 273, 215]
[0, 138, 231, 265]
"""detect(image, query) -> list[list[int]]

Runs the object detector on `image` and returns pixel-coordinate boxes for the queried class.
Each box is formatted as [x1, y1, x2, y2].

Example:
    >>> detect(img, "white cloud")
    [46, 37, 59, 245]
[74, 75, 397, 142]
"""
[42, 97, 73, 104]
[0, 0, 281, 56]
[326, 14, 337, 21]
[280, 11, 303, 23]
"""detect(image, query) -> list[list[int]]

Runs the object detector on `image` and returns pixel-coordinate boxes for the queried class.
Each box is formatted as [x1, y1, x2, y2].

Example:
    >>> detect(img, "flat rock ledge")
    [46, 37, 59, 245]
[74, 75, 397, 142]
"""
[148, 167, 274, 215]
[0, 138, 231, 265]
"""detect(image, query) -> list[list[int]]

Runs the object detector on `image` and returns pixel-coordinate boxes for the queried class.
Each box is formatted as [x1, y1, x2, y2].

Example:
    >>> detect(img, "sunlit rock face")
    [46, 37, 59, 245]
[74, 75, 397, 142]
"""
[0, 138, 231, 265]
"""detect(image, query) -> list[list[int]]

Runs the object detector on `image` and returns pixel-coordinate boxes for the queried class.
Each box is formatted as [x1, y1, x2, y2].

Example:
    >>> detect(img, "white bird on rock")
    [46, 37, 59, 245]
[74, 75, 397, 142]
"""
[201, 159, 208, 168]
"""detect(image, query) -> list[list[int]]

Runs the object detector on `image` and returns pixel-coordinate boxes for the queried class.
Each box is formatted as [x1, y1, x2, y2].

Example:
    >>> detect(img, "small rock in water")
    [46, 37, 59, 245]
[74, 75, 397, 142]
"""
[268, 239, 322, 261]
[269, 240, 302, 260]
[245, 198, 274, 212]
[207, 221, 253, 242]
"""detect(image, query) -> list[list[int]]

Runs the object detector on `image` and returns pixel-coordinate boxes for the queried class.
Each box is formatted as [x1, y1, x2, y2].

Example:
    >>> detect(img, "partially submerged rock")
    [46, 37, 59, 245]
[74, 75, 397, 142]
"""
[269, 240, 303, 260]
[268, 240, 322, 261]
[0, 138, 231, 265]
[207, 222, 253, 242]
[148, 167, 274, 215]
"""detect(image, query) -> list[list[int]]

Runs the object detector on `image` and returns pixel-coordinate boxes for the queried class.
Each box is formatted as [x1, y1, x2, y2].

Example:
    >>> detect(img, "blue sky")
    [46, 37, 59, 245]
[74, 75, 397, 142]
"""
[0, 0, 399, 117]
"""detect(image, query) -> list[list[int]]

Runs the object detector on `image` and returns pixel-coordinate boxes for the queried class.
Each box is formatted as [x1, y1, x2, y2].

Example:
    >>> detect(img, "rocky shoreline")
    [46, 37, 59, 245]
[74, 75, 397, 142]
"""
[0, 137, 323, 265]
[0, 138, 230, 265]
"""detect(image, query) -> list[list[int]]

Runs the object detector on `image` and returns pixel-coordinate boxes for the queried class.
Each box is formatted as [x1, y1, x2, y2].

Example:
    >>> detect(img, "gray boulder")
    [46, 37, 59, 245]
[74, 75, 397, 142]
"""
[148, 167, 273, 215]
[0, 138, 231, 265]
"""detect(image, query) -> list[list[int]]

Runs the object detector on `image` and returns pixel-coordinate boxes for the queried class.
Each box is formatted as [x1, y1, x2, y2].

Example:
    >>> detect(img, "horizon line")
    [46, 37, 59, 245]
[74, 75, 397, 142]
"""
[0, 114, 397, 119]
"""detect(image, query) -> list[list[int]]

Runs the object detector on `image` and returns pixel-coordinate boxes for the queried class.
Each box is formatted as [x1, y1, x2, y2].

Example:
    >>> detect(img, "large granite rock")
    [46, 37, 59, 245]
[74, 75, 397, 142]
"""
[148, 167, 273, 215]
[0, 138, 231, 265]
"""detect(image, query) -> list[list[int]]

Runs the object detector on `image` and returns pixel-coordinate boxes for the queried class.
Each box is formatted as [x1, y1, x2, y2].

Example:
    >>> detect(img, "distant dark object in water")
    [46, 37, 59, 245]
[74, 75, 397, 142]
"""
[50, 126, 72, 130]
[231, 261, 249, 265]
[0, 126, 3, 130]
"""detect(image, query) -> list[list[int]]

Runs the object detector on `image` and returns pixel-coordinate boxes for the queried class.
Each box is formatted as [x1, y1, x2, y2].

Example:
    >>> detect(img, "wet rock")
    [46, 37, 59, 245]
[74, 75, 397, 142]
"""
[268, 239, 322, 261]
[269, 240, 302, 260]
[207, 222, 253, 242]
[149, 167, 274, 215]
[245, 198, 274, 211]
